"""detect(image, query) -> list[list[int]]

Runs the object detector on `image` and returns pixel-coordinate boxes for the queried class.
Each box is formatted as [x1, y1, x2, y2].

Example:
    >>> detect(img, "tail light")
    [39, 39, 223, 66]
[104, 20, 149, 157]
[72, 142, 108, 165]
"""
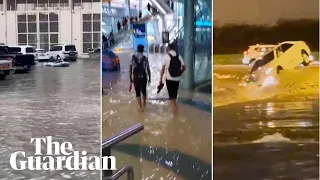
[5, 57, 15, 64]
[243, 51, 248, 55]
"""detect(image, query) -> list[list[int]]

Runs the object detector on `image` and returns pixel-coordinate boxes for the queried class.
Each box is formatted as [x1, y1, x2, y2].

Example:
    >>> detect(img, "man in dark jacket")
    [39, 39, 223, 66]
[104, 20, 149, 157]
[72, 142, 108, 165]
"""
[117, 21, 121, 31]
[129, 45, 151, 112]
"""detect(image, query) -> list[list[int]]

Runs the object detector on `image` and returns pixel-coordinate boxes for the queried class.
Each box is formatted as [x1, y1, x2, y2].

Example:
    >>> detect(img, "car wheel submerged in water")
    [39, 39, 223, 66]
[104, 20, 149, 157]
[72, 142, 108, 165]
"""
[276, 66, 283, 74]
[301, 51, 311, 66]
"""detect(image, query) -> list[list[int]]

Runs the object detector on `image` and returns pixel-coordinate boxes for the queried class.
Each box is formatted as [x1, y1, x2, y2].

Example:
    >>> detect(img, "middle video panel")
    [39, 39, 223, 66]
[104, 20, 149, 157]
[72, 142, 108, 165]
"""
[101, 0, 213, 179]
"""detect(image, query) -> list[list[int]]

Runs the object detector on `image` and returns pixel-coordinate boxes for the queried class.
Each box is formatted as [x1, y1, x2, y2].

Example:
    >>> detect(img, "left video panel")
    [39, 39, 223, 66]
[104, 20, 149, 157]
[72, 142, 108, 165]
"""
[0, 0, 101, 179]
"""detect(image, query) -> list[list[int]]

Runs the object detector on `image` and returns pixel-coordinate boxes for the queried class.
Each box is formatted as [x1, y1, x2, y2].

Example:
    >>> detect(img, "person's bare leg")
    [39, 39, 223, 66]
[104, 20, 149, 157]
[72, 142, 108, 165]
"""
[169, 99, 178, 118]
[136, 97, 143, 112]
[143, 95, 147, 108]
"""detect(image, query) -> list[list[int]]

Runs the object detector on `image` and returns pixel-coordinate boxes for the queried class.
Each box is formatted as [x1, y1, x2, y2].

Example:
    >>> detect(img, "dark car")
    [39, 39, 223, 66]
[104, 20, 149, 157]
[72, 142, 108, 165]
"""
[0, 45, 35, 72]
[102, 49, 120, 71]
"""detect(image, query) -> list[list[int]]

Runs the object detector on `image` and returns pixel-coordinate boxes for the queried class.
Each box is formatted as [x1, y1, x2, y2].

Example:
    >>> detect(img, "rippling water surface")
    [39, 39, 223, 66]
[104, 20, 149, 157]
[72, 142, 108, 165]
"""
[213, 65, 319, 179]
[0, 60, 100, 180]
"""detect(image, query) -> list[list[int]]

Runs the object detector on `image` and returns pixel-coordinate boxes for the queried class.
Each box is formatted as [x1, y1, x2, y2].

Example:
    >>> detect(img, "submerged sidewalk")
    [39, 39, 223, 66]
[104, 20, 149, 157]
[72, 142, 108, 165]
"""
[102, 53, 212, 179]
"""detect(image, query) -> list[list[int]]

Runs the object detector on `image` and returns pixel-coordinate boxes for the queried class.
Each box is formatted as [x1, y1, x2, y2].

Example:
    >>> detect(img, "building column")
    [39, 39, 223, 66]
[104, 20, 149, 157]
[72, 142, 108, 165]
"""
[3, 0, 7, 44]
[69, 0, 73, 8]
[138, 0, 142, 12]
[182, 0, 195, 90]
[69, 0, 73, 43]
[124, 0, 131, 17]
[3, 0, 6, 12]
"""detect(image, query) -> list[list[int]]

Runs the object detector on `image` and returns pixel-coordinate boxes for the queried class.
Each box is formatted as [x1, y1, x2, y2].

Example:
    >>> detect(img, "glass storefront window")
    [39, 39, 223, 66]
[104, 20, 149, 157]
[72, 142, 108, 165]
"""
[176, 0, 212, 86]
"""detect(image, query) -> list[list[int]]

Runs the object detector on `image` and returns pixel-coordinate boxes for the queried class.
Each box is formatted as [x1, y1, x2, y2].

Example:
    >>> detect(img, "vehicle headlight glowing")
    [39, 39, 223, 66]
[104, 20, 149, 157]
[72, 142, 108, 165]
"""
[265, 68, 273, 75]
[262, 76, 275, 87]
[309, 55, 314, 61]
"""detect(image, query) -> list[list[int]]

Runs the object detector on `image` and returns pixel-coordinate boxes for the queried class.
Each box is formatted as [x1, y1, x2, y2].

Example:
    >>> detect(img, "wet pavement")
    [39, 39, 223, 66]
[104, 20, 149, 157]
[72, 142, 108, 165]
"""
[0, 60, 100, 180]
[213, 65, 319, 180]
[103, 52, 212, 180]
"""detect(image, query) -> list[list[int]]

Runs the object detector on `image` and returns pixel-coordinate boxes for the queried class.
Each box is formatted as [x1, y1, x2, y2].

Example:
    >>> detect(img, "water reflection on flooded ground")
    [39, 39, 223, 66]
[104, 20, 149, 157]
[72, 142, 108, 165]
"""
[103, 53, 212, 180]
[0, 60, 100, 180]
[213, 65, 319, 180]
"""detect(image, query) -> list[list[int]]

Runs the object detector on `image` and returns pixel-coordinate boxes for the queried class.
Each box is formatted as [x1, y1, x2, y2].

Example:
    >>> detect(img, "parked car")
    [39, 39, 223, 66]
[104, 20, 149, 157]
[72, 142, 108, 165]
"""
[102, 49, 120, 71]
[49, 44, 78, 61]
[0, 45, 35, 72]
[36, 49, 53, 62]
[244, 41, 313, 87]
[8, 45, 38, 61]
[0, 57, 14, 80]
[242, 44, 276, 65]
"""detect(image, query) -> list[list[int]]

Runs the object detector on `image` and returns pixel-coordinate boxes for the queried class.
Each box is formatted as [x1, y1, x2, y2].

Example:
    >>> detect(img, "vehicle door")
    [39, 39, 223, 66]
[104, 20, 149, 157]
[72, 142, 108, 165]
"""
[37, 49, 47, 57]
[26, 47, 38, 60]
[276, 43, 295, 69]
[49, 46, 60, 58]
[55, 46, 63, 57]
[65, 45, 77, 57]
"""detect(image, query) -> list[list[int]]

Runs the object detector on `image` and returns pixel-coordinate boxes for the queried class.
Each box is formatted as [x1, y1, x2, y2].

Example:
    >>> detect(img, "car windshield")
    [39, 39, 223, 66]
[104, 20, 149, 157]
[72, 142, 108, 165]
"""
[0, 46, 9, 55]
[65, 45, 76, 51]
[9, 47, 21, 53]
[26, 47, 36, 53]
[250, 51, 275, 73]
[103, 50, 116, 58]
[254, 46, 274, 52]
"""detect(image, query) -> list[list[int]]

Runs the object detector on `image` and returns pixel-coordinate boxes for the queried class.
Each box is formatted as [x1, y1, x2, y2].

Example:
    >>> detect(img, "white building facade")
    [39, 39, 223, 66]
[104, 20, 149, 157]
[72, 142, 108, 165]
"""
[0, 0, 100, 57]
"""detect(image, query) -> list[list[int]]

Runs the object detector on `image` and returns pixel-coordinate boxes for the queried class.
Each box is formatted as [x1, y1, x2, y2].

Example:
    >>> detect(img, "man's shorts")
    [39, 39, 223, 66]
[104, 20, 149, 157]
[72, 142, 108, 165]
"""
[166, 79, 179, 99]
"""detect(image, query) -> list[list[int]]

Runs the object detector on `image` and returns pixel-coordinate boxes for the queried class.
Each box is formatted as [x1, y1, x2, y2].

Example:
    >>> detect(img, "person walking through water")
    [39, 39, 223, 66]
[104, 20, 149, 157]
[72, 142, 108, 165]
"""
[147, 3, 151, 12]
[159, 43, 186, 118]
[117, 21, 121, 32]
[130, 45, 151, 112]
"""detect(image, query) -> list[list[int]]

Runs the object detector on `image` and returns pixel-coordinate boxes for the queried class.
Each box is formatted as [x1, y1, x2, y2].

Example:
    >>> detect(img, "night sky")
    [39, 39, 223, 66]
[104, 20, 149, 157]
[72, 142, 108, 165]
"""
[213, 0, 319, 25]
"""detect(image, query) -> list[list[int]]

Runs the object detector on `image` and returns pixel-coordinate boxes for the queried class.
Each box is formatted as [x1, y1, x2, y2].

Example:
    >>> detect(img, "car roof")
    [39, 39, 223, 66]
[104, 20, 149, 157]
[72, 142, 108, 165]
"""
[53, 44, 76, 46]
[279, 41, 304, 45]
[9, 45, 35, 48]
[249, 44, 276, 48]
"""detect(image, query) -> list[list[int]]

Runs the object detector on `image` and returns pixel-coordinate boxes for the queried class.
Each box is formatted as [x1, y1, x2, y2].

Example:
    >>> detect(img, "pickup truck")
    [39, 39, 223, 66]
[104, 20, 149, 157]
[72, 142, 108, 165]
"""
[0, 57, 14, 79]
[0, 45, 35, 72]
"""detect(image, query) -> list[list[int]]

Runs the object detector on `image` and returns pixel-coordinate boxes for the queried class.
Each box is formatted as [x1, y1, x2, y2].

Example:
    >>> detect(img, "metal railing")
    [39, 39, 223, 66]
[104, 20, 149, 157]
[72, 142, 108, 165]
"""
[102, 123, 144, 180]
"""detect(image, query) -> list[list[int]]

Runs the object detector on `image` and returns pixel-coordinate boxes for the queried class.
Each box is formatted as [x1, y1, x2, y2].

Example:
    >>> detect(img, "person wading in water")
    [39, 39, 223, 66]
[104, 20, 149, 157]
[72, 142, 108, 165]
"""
[130, 45, 151, 112]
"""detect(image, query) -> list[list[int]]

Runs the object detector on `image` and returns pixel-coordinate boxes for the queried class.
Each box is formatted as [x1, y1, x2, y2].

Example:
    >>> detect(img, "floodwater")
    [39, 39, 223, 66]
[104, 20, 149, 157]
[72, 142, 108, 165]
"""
[213, 65, 319, 180]
[102, 52, 212, 180]
[0, 60, 100, 180]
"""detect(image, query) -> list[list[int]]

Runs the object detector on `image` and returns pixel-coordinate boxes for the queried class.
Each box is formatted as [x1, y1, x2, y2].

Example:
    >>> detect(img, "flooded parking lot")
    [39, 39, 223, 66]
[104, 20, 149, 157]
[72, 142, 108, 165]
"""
[0, 60, 100, 179]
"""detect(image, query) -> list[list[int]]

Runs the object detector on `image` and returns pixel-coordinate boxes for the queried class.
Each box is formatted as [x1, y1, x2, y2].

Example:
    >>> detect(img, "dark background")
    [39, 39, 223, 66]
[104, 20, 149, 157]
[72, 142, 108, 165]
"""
[213, 19, 319, 54]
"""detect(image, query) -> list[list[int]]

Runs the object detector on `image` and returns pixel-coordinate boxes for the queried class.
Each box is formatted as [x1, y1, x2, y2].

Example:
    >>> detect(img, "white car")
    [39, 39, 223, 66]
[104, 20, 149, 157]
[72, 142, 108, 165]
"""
[8, 45, 38, 61]
[49, 44, 78, 61]
[246, 41, 313, 87]
[36, 49, 52, 62]
[242, 44, 276, 65]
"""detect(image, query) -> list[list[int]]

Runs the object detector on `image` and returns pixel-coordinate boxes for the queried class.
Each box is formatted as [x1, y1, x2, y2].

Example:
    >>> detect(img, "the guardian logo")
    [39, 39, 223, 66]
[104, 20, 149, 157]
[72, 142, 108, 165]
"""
[10, 136, 116, 171]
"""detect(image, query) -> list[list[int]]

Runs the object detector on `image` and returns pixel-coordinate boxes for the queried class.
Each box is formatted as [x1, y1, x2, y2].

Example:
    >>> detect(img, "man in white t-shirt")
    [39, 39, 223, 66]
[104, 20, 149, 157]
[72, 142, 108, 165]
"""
[159, 43, 186, 118]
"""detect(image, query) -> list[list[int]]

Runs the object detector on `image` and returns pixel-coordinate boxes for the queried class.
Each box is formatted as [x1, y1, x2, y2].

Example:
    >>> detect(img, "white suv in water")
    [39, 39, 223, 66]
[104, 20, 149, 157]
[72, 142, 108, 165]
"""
[242, 44, 276, 65]
[49, 44, 78, 61]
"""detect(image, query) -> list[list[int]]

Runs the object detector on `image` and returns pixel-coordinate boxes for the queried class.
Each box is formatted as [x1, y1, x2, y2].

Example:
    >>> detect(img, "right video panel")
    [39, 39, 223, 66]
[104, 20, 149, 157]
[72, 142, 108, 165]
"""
[213, 0, 319, 179]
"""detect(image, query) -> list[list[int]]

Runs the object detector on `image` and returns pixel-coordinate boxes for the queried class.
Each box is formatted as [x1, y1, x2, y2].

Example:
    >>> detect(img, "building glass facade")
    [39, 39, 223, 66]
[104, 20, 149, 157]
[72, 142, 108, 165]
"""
[177, 0, 212, 88]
